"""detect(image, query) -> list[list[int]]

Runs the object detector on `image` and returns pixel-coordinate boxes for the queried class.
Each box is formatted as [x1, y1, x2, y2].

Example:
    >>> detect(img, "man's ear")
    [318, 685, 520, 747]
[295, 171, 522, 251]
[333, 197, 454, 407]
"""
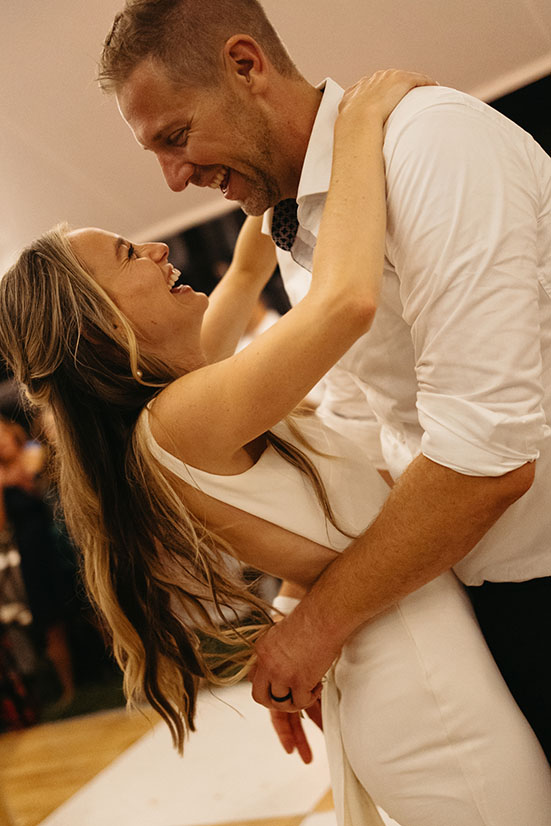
[223, 35, 268, 93]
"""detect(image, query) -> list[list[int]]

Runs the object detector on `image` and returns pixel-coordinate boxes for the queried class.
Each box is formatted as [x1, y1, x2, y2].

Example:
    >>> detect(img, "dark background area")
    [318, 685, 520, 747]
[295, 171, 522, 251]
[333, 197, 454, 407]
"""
[490, 73, 550, 154]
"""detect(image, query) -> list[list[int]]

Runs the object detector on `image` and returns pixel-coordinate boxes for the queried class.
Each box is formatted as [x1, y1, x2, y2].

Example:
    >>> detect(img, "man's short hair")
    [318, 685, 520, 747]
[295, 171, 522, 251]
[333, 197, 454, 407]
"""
[99, 0, 300, 92]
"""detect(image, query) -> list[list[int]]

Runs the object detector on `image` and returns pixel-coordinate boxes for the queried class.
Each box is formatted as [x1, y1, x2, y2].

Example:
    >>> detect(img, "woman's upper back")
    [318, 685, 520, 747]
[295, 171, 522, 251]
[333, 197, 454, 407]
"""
[139, 407, 389, 551]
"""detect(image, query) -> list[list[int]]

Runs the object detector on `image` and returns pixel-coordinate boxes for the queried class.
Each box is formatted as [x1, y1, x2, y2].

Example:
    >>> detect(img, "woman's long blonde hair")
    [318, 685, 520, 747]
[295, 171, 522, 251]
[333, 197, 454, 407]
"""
[0, 225, 344, 751]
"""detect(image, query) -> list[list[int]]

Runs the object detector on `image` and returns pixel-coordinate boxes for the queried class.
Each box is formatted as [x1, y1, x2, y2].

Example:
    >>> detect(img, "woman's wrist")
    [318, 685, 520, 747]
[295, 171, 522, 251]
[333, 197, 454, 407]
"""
[332, 117, 385, 180]
[334, 112, 384, 143]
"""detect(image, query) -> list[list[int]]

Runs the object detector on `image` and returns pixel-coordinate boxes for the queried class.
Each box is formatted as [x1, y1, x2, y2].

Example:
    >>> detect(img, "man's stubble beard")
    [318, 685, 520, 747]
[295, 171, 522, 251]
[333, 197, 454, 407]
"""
[237, 164, 282, 216]
[227, 101, 285, 216]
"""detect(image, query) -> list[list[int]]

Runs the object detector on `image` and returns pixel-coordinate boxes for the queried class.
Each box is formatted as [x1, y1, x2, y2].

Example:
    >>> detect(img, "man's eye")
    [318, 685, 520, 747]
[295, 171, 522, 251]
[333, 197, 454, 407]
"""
[127, 243, 136, 259]
[167, 129, 188, 148]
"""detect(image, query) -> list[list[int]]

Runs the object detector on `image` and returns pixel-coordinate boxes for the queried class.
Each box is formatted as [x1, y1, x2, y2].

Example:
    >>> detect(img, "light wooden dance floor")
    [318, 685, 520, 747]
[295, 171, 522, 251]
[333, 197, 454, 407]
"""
[0, 681, 337, 826]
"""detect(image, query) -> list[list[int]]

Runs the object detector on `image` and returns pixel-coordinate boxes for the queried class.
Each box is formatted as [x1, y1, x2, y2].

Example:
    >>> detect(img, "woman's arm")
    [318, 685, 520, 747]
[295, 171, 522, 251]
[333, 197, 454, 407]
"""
[200, 217, 277, 363]
[156, 71, 435, 466]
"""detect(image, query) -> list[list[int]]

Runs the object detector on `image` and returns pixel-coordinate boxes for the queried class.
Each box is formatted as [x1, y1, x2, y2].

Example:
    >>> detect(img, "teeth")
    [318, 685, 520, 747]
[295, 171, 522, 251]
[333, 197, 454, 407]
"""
[168, 267, 181, 290]
[208, 166, 228, 189]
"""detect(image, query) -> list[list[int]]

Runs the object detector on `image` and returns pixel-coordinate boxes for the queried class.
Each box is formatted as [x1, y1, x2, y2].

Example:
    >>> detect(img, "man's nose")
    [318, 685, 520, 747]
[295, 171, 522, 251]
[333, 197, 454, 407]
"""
[159, 155, 195, 192]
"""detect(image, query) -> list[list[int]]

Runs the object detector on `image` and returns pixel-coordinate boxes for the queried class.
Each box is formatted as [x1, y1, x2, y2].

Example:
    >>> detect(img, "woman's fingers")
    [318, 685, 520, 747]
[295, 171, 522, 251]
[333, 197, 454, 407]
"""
[339, 68, 438, 123]
[269, 709, 313, 763]
[304, 697, 323, 731]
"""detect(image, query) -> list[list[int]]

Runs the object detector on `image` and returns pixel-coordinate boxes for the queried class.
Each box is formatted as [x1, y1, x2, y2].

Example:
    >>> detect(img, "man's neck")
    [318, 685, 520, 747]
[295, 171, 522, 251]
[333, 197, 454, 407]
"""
[268, 80, 323, 200]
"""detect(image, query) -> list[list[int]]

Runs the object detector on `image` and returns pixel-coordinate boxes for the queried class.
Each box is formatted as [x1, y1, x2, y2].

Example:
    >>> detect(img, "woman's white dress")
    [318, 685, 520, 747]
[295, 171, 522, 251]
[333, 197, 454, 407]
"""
[140, 410, 551, 826]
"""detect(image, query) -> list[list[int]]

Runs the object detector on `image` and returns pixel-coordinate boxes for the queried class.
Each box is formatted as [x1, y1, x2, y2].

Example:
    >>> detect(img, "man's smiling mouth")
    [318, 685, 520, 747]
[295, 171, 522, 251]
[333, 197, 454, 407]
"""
[208, 166, 229, 193]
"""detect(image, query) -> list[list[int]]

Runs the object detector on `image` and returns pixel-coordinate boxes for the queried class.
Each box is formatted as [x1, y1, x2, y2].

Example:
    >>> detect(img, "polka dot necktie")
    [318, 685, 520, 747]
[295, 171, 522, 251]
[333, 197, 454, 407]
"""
[271, 198, 299, 251]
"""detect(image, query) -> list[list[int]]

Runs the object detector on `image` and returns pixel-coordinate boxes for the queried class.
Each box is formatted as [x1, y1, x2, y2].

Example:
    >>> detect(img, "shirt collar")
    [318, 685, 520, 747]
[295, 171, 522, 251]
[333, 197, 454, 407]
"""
[296, 77, 345, 204]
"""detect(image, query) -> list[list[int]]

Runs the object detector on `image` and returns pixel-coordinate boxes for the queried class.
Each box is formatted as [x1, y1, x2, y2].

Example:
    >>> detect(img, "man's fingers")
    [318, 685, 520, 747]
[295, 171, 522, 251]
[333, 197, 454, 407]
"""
[250, 619, 338, 711]
[251, 673, 275, 708]
[280, 682, 322, 712]
[251, 670, 324, 711]
[269, 683, 293, 703]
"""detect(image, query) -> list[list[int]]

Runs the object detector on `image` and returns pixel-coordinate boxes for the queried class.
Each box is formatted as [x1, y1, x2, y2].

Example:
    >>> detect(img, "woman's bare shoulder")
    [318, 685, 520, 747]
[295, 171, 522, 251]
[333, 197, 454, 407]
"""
[148, 364, 254, 474]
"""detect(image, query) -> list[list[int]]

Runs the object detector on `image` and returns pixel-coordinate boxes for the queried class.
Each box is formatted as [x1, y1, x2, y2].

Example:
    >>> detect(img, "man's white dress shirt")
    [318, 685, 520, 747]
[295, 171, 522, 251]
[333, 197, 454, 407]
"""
[265, 79, 551, 585]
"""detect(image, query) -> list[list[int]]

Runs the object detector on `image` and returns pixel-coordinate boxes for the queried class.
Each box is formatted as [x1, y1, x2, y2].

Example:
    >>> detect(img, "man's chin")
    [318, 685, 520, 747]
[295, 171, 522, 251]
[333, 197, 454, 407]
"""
[232, 175, 281, 217]
[239, 203, 267, 217]
[238, 194, 279, 217]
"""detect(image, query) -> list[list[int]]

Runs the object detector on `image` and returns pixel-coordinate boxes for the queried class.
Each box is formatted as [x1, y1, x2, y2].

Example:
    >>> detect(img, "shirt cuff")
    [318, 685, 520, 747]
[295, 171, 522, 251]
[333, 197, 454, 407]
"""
[418, 393, 549, 476]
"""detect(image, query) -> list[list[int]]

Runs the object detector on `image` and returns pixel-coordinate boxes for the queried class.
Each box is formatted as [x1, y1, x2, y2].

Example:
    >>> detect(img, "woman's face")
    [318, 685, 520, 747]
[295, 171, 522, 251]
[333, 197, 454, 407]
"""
[68, 228, 209, 368]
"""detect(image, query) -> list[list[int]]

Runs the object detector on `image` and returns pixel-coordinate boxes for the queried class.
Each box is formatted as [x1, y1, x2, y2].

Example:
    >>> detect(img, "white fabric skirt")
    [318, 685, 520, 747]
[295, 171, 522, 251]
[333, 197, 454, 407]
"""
[322, 571, 551, 826]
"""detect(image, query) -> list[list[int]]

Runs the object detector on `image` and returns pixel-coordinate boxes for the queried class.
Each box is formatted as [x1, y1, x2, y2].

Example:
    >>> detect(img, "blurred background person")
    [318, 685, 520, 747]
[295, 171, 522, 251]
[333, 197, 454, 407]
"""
[0, 416, 76, 710]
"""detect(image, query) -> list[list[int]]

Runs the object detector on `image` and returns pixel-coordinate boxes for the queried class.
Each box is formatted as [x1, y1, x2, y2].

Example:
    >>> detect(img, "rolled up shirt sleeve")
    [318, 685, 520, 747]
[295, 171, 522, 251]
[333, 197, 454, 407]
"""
[385, 93, 549, 476]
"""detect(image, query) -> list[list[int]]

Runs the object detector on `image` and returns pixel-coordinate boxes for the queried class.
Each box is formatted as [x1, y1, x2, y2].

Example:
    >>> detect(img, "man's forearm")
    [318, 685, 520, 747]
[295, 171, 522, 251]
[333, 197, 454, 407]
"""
[251, 453, 534, 710]
[289, 453, 535, 647]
